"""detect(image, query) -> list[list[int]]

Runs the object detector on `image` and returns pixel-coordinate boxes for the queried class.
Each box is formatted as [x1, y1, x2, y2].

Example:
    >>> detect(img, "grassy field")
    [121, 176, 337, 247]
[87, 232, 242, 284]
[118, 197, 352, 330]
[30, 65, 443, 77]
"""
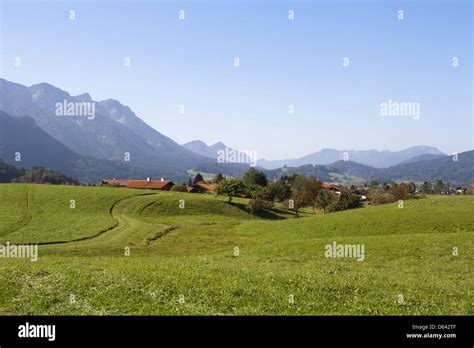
[0, 183, 472, 315]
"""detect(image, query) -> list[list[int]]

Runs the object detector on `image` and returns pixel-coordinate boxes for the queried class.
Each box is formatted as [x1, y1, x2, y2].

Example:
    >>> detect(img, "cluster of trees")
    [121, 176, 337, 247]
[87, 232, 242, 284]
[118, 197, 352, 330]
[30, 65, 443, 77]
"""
[13, 167, 79, 185]
[0, 161, 79, 185]
[0, 160, 23, 182]
[215, 168, 361, 216]
[366, 179, 469, 205]
[420, 180, 458, 194]
[366, 180, 416, 205]
[185, 172, 225, 186]
[180, 172, 225, 189]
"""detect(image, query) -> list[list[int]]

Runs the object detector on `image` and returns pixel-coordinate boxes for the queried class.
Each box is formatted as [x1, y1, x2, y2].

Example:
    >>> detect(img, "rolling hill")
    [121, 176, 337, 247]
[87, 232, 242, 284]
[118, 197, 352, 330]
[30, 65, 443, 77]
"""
[0, 184, 472, 315]
[273, 151, 473, 186]
[395, 153, 446, 166]
[376, 150, 474, 185]
[266, 164, 334, 182]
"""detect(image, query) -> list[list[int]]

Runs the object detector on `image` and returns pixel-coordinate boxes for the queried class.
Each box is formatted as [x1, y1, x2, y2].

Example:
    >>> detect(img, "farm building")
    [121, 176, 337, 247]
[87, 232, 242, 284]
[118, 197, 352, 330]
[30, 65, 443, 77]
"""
[102, 178, 175, 190]
[352, 189, 369, 201]
[186, 182, 217, 194]
[320, 182, 343, 194]
[101, 179, 130, 187]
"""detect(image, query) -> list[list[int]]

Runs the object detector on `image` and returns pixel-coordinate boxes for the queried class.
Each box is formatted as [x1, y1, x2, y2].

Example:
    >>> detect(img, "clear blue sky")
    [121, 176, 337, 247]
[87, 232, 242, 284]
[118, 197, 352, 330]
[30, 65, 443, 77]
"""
[1, 0, 472, 160]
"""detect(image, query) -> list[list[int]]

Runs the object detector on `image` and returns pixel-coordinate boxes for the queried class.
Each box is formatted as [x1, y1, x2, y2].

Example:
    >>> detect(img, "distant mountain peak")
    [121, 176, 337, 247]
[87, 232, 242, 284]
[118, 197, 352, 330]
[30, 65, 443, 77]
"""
[74, 93, 92, 102]
[30, 82, 70, 102]
[30, 82, 59, 90]
[320, 148, 339, 152]
[99, 98, 127, 107]
[183, 140, 208, 146]
[211, 141, 226, 148]
[182, 139, 253, 164]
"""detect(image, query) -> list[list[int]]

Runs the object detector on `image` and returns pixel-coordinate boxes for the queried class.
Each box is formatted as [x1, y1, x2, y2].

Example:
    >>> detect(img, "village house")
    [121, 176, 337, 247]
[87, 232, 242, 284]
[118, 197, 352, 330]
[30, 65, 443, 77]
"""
[186, 182, 217, 194]
[102, 177, 175, 191]
[322, 183, 368, 202]
[320, 182, 343, 194]
[352, 189, 369, 202]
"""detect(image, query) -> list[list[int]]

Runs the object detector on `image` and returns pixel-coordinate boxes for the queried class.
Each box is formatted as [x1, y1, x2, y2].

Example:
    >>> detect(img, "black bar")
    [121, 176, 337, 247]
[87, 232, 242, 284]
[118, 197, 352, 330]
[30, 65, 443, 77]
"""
[0, 316, 472, 346]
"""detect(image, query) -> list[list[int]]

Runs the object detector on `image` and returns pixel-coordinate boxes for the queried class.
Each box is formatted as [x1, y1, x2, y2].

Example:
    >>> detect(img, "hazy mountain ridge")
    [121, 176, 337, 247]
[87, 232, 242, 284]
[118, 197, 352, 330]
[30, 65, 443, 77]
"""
[286, 152, 473, 186]
[182, 140, 253, 164]
[259, 146, 446, 169]
[1, 108, 471, 185]
[375, 151, 473, 185]
[1, 79, 470, 185]
[395, 153, 447, 166]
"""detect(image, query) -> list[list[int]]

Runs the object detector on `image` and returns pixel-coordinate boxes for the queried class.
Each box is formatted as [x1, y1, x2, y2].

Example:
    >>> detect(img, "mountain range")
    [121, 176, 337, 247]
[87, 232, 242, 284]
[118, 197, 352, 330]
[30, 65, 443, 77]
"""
[324, 152, 473, 186]
[0, 79, 233, 171]
[183, 140, 448, 169]
[0, 78, 250, 181]
[182, 140, 472, 185]
[0, 78, 472, 185]
[264, 151, 473, 186]
[182, 140, 254, 164]
[258, 146, 446, 169]
[0, 111, 193, 183]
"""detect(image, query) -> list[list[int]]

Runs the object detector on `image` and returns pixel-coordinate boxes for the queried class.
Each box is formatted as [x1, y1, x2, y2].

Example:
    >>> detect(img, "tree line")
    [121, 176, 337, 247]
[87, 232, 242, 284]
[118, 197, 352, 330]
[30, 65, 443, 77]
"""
[0, 160, 79, 185]
[214, 168, 362, 217]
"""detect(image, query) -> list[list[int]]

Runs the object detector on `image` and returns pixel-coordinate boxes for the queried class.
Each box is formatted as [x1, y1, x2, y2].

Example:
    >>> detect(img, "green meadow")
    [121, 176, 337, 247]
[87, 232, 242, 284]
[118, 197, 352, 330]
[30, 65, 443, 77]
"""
[0, 184, 472, 315]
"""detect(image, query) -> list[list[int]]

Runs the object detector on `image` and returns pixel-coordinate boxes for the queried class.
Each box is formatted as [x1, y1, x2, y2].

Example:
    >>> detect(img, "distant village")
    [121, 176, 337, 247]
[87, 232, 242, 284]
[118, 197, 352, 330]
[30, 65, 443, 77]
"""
[102, 172, 468, 209]
[101, 177, 218, 194]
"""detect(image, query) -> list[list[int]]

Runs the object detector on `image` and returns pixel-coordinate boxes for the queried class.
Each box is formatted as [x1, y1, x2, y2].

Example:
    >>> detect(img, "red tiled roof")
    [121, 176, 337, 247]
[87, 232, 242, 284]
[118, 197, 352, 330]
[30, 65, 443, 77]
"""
[321, 182, 342, 190]
[102, 179, 173, 189]
[194, 182, 217, 191]
[125, 180, 173, 189]
[102, 179, 130, 187]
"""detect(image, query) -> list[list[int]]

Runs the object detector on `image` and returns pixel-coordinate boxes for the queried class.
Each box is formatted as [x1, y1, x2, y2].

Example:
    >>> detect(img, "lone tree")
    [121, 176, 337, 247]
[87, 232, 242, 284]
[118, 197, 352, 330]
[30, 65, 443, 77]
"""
[243, 168, 268, 187]
[316, 189, 337, 214]
[433, 179, 444, 194]
[421, 181, 432, 194]
[326, 189, 361, 212]
[216, 179, 245, 203]
[290, 175, 316, 217]
[193, 173, 204, 184]
[264, 181, 291, 202]
[247, 187, 273, 215]
[390, 183, 411, 200]
[305, 177, 321, 212]
[212, 172, 225, 184]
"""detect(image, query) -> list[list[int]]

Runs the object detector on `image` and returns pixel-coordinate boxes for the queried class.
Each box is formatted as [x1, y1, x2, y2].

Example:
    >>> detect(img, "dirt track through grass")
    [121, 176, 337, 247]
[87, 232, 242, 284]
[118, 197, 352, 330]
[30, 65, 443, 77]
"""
[0, 184, 472, 315]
